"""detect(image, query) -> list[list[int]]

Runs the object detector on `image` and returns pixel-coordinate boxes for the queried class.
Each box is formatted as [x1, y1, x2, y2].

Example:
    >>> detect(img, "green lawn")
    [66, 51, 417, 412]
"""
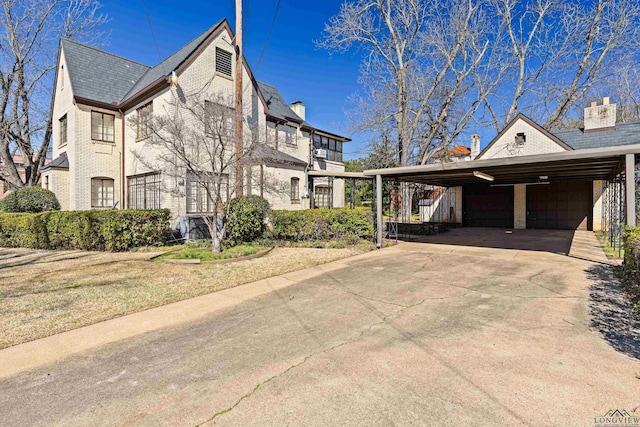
[159, 245, 263, 261]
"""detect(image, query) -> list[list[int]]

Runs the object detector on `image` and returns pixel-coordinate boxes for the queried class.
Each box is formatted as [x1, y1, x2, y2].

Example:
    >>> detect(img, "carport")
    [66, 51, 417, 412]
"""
[362, 145, 640, 248]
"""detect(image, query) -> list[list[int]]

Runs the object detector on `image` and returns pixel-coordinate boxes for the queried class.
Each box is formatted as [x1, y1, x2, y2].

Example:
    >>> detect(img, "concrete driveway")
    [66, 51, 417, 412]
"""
[1, 229, 639, 426]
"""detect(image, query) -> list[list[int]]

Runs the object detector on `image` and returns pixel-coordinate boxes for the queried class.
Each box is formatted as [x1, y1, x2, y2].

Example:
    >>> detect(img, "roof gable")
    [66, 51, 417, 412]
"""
[476, 113, 572, 160]
[121, 19, 226, 103]
[61, 39, 150, 105]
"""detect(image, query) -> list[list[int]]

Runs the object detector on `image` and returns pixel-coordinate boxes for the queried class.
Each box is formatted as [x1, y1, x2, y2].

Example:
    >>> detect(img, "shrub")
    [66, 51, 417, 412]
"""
[622, 227, 640, 311]
[269, 208, 373, 242]
[225, 195, 270, 243]
[0, 209, 171, 251]
[0, 186, 61, 213]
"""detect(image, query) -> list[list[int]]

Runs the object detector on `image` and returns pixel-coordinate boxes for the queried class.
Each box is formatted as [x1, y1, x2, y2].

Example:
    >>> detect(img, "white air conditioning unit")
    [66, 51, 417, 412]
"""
[314, 149, 327, 159]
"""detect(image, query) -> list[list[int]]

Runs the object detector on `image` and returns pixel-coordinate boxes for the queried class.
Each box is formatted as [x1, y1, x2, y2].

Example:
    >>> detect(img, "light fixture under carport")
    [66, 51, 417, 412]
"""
[473, 171, 494, 181]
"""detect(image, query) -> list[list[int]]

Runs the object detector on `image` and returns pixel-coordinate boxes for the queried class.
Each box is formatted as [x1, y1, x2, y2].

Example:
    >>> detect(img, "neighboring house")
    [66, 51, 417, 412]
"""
[419, 97, 636, 231]
[42, 19, 349, 217]
[1, 155, 51, 199]
[419, 137, 480, 221]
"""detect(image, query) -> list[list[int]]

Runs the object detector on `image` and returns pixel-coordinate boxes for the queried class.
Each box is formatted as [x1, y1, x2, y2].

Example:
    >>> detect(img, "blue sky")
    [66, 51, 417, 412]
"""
[101, 0, 373, 159]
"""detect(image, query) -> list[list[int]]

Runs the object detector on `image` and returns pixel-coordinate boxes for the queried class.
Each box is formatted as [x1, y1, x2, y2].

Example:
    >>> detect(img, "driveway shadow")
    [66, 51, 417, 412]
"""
[587, 264, 640, 359]
[402, 228, 574, 255]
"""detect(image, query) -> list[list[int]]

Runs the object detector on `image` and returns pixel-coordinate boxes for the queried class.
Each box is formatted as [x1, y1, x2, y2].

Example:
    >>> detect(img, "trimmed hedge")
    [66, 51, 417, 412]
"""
[225, 195, 270, 243]
[0, 186, 61, 213]
[0, 209, 171, 251]
[269, 208, 373, 241]
[622, 227, 640, 311]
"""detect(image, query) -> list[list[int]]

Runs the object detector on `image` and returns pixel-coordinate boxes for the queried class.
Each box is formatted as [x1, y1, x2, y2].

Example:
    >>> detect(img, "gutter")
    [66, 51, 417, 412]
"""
[119, 108, 125, 209]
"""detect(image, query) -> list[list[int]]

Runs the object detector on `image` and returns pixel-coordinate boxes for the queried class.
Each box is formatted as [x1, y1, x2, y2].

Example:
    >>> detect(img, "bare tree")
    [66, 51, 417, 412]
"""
[321, 0, 640, 162]
[0, 0, 107, 190]
[318, 0, 495, 168]
[132, 91, 272, 253]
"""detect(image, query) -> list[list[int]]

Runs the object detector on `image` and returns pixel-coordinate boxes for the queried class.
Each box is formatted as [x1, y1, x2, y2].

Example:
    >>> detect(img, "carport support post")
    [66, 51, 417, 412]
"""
[376, 174, 383, 248]
[626, 153, 636, 227]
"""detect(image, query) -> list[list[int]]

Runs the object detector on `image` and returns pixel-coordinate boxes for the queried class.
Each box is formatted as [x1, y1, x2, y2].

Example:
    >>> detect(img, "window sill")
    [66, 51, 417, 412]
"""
[135, 135, 151, 143]
[215, 71, 233, 81]
[92, 140, 115, 145]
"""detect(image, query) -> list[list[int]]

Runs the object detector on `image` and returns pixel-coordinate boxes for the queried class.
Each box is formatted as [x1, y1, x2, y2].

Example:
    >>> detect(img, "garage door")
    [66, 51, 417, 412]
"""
[526, 181, 592, 230]
[463, 183, 514, 228]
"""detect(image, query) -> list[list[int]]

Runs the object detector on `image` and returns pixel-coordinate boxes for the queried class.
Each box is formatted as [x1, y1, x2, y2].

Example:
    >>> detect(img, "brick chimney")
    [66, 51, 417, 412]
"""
[584, 97, 616, 132]
[471, 134, 480, 159]
[290, 100, 305, 121]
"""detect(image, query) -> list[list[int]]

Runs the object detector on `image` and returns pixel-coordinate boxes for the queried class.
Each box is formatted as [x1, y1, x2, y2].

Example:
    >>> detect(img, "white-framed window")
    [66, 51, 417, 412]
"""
[91, 111, 115, 142]
[59, 114, 67, 146]
[91, 178, 114, 208]
[186, 171, 229, 213]
[128, 172, 161, 209]
[290, 177, 300, 202]
[215, 47, 233, 77]
[136, 102, 153, 140]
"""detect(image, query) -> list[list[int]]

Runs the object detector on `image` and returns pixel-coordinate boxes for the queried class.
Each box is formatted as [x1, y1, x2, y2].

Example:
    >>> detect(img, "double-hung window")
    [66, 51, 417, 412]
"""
[91, 111, 115, 142]
[91, 178, 114, 208]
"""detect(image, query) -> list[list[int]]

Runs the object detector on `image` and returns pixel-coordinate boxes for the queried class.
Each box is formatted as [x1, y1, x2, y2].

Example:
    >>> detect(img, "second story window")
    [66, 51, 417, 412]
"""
[59, 115, 67, 146]
[137, 102, 153, 140]
[204, 100, 233, 136]
[215, 47, 233, 77]
[285, 125, 297, 146]
[91, 111, 115, 142]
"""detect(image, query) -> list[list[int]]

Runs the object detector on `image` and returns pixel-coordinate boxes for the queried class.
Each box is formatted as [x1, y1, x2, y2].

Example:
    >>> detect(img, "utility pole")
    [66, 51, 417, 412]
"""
[235, 0, 244, 196]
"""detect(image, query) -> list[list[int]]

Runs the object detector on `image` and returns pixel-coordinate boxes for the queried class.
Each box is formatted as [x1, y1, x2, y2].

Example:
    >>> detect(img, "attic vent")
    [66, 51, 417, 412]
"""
[215, 47, 232, 77]
[515, 132, 526, 146]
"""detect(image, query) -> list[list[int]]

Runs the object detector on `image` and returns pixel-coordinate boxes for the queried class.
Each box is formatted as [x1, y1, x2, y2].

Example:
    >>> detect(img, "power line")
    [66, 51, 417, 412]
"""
[141, 0, 163, 62]
[256, 0, 281, 70]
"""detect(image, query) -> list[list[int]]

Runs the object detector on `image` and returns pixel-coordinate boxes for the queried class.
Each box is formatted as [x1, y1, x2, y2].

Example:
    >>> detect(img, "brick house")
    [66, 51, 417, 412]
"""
[1, 155, 51, 199]
[42, 19, 349, 215]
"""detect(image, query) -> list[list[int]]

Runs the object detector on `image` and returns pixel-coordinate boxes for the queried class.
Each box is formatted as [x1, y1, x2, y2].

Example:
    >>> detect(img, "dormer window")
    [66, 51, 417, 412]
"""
[215, 47, 233, 77]
[515, 132, 526, 146]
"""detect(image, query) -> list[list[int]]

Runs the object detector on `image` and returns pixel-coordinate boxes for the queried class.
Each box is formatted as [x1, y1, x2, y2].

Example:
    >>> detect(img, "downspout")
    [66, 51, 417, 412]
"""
[119, 109, 125, 209]
[306, 129, 314, 208]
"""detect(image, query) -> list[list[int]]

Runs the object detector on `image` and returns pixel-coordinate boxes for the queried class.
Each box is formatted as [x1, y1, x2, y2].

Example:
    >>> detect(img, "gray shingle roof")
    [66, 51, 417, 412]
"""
[553, 122, 640, 150]
[250, 145, 307, 167]
[61, 39, 150, 105]
[121, 20, 224, 103]
[257, 81, 350, 141]
[41, 152, 68, 170]
[257, 81, 305, 123]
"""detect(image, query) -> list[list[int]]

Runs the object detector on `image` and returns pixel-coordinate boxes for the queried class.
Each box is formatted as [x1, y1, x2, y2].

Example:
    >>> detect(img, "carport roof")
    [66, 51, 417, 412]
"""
[362, 144, 640, 186]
